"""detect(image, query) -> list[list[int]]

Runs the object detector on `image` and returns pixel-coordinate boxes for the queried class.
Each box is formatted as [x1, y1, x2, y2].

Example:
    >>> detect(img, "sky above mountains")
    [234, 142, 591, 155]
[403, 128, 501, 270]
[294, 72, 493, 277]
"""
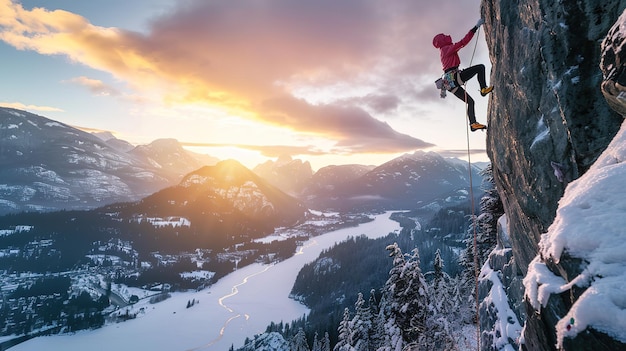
[0, 0, 489, 170]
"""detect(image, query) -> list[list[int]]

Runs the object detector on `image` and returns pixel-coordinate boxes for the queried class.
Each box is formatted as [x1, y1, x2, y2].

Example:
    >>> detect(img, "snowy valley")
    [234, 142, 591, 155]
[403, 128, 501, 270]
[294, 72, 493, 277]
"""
[5, 213, 404, 351]
[0, 116, 481, 350]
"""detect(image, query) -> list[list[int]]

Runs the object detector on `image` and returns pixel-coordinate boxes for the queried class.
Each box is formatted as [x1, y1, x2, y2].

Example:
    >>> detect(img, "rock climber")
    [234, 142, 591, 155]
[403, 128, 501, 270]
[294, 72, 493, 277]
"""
[433, 18, 493, 131]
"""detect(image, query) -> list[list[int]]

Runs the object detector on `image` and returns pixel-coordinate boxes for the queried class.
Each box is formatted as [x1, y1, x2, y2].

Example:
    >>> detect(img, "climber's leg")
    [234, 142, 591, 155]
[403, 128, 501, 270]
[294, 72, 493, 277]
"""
[452, 86, 477, 124]
[460, 64, 493, 96]
[459, 64, 487, 89]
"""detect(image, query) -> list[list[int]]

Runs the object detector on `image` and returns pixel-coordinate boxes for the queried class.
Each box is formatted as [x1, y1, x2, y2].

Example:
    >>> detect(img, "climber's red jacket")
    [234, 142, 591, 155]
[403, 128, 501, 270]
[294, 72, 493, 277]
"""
[433, 29, 475, 72]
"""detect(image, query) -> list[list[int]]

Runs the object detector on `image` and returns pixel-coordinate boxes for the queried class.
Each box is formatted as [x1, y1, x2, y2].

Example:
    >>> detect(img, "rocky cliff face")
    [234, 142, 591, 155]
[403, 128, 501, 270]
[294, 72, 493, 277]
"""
[480, 0, 626, 350]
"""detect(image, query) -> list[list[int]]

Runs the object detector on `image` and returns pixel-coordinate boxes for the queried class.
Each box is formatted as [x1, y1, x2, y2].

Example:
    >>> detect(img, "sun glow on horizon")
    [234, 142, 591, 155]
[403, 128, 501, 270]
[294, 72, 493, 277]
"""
[183, 144, 483, 173]
[0, 0, 487, 171]
[184, 146, 269, 169]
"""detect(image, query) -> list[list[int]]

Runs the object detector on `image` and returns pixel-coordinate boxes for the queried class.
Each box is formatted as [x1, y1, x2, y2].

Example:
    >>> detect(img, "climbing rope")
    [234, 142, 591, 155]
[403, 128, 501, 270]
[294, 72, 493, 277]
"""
[463, 26, 482, 351]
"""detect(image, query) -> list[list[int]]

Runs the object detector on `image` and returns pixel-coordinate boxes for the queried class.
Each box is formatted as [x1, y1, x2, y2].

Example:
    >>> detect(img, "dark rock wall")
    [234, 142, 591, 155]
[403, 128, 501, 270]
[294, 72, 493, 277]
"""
[601, 10, 626, 117]
[479, 0, 626, 350]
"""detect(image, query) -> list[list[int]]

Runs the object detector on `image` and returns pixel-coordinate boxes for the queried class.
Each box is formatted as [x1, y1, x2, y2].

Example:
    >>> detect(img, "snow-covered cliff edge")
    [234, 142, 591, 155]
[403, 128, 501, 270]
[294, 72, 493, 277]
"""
[480, 0, 626, 349]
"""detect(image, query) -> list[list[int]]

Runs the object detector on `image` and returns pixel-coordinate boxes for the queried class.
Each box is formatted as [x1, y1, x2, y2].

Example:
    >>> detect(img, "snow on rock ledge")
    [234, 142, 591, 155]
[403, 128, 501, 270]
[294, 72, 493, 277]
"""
[479, 249, 523, 351]
[523, 119, 626, 348]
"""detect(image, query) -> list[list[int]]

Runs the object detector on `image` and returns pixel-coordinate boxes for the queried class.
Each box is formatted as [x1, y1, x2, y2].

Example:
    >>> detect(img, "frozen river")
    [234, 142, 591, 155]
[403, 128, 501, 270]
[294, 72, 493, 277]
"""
[12, 211, 402, 351]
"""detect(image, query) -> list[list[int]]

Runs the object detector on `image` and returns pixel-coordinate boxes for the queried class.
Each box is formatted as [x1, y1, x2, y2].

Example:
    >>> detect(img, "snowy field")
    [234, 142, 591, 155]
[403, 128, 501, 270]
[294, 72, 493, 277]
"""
[12, 212, 402, 351]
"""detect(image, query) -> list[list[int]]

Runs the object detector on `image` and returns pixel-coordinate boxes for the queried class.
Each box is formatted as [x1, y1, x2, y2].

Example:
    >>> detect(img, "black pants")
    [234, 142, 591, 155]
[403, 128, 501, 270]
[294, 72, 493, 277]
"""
[451, 64, 487, 124]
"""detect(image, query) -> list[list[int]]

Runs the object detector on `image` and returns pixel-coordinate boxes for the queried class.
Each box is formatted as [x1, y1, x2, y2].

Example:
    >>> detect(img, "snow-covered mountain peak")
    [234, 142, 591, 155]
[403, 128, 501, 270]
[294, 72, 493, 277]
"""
[0, 108, 218, 214]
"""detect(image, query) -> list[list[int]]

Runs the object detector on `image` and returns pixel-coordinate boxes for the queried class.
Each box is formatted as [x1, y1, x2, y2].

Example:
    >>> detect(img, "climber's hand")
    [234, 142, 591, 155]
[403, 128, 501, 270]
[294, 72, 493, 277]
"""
[476, 18, 485, 27]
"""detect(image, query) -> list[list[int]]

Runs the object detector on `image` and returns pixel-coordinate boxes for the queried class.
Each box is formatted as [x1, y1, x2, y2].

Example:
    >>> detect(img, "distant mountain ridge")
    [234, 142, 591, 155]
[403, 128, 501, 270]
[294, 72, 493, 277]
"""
[0, 107, 483, 216]
[253, 155, 313, 196]
[129, 138, 219, 181]
[301, 163, 375, 198]
[300, 151, 483, 211]
[0, 107, 218, 215]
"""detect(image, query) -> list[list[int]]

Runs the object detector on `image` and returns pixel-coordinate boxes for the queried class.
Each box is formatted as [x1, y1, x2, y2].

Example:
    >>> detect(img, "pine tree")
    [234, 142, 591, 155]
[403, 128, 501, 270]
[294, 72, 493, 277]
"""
[368, 288, 378, 316]
[476, 163, 502, 263]
[351, 292, 372, 351]
[284, 322, 290, 338]
[429, 249, 453, 316]
[322, 331, 331, 351]
[378, 243, 430, 349]
[334, 308, 354, 351]
[379, 243, 407, 351]
[458, 215, 478, 322]
[291, 327, 310, 351]
[433, 249, 443, 279]
[425, 250, 458, 350]
[312, 332, 321, 351]
[400, 248, 430, 343]
[367, 289, 381, 349]
[372, 295, 388, 351]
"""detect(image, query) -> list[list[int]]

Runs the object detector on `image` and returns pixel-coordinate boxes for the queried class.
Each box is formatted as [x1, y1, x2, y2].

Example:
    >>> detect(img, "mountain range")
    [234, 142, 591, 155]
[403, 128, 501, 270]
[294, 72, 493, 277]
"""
[301, 151, 483, 211]
[0, 107, 218, 215]
[0, 107, 483, 216]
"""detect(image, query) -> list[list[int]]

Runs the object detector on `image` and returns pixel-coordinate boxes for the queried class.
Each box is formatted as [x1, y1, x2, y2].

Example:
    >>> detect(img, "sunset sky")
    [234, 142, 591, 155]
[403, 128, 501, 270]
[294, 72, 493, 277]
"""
[0, 0, 490, 170]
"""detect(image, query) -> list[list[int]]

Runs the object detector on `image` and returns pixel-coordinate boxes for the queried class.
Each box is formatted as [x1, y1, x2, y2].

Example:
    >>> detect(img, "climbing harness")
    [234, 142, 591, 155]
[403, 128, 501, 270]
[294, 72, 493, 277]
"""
[464, 26, 482, 351]
[435, 70, 460, 98]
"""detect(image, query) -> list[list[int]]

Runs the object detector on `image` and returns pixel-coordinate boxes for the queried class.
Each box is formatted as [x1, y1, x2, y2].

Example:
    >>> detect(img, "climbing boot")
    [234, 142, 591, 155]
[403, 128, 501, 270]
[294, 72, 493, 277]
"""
[480, 86, 494, 96]
[470, 122, 487, 132]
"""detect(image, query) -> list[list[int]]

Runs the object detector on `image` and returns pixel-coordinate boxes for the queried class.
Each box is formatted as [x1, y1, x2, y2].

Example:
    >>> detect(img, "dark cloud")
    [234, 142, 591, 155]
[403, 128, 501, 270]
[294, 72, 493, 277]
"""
[258, 94, 433, 152]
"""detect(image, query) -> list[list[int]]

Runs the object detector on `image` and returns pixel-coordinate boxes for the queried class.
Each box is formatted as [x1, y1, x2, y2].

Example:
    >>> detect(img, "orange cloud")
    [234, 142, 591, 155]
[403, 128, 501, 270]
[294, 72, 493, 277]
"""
[64, 76, 120, 96]
[0, 0, 479, 154]
[0, 1, 166, 96]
